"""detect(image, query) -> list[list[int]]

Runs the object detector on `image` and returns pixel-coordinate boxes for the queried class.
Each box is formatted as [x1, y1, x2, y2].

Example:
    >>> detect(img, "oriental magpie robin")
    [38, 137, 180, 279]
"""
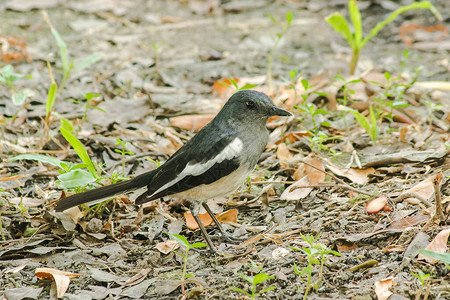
[55, 90, 292, 252]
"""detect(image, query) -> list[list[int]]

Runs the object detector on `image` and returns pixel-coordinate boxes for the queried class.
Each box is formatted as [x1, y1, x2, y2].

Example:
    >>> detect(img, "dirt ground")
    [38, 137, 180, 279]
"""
[1, 0, 450, 299]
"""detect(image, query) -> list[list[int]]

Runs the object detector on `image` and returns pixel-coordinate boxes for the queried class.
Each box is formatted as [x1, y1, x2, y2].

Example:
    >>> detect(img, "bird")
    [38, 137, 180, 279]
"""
[55, 90, 292, 252]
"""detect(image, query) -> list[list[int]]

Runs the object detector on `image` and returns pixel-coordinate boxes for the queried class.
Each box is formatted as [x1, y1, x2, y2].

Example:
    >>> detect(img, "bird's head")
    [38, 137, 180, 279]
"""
[220, 90, 292, 125]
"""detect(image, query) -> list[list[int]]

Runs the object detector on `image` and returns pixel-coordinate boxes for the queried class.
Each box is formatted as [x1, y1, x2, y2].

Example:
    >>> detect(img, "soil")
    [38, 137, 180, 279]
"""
[1, 1, 449, 299]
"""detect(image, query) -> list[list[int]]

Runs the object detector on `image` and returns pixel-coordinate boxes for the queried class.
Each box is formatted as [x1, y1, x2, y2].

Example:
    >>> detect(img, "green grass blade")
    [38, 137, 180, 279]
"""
[229, 287, 251, 297]
[8, 153, 64, 168]
[361, 1, 441, 48]
[45, 82, 57, 117]
[419, 250, 450, 264]
[348, 0, 362, 47]
[59, 126, 98, 178]
[325, 13, 354, 47]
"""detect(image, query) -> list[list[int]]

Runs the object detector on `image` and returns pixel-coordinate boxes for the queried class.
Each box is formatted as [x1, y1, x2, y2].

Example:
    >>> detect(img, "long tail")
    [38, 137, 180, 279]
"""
[55, 170, 157, 212]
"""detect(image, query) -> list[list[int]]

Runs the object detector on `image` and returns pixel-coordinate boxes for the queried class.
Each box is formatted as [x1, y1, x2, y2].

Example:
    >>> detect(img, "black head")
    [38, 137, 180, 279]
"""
[220, 90, 292, 123]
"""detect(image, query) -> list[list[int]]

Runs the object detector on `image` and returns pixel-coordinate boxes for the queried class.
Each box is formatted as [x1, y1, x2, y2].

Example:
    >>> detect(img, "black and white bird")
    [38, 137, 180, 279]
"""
[55, 90, 292, 251]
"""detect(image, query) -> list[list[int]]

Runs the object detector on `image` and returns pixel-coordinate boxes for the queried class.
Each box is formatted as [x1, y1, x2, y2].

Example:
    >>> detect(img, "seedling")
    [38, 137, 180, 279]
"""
[266, 11, 294, 93]
[343, 105, 379, 144]
[169, 233, 207, 295]
[411, 270, 433, 300]
[230, 261, 275, 300]
[218, 77, 258, 92]
[284, 68, 300, 109]
[115, 139, 135, 176]
[326, 0, 441, 74]
[0, 64, 32, 105]
[42, 11, 100, 93]
[290, 233, 341, 300]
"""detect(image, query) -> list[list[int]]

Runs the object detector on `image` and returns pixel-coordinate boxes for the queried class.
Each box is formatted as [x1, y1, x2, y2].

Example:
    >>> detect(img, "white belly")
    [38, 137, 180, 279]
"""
[172, 164, 251, 201]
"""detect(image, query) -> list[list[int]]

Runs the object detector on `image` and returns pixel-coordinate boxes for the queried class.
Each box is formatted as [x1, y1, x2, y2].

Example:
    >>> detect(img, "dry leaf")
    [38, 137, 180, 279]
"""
[169, 114, 215, 131]
[300, 157, 325, 185]
[216, 209, 238, 224]
[418, 227, 450, 263]
[184, 211, 213, 230]
[280, 176, 312, 201]
[35, 267, 82, 298]
[64, 206, 83, 224]
[374, 276, 395, 300]
[401, 176, 435, 200]
[277, 143, 293, 168]
[184, 209, 238, 230]
[326, 161, 375, 185]
[154, 240, 179, 255]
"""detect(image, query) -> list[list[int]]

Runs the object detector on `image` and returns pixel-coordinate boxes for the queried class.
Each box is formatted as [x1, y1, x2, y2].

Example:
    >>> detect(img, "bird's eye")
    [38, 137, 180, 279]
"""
[246, 101, 256, 110]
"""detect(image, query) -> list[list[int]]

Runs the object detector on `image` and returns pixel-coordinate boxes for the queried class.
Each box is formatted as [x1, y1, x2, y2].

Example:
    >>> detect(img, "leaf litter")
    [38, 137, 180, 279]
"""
[1, 0, 450, 299]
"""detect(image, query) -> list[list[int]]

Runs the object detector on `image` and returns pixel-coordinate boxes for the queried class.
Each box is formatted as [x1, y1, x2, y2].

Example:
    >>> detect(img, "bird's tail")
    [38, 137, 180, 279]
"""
[54, 170, 157, 212]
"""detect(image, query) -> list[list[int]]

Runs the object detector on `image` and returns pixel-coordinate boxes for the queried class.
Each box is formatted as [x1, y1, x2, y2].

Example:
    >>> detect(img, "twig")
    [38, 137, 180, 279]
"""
[393, 192, 432, 207]
[299, 158, 373, 196]
[421, 173, 444, 231]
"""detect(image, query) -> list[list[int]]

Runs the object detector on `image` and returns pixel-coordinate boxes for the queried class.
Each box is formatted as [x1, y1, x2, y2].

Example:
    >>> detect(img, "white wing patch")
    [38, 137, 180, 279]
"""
[149, 137, 244, 197]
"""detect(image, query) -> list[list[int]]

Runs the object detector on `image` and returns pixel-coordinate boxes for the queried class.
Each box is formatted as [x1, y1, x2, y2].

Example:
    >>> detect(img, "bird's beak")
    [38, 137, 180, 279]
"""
[270, 106, 293, 117]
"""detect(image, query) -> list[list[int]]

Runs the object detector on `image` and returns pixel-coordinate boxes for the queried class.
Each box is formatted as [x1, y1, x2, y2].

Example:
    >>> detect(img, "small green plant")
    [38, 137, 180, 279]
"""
[115, 139, 135, 176]
[169, 233, 207, 294]
[325, 0, 441, 74]
[344, 105, 379, 143]
[230, 261, 275, 299]
[266, 11, 294, 93]
[290, 234, 341, 300]
[411, 270, 433, 300]
[43, 11, 100, 93]
[219, 77, 258, 91]
[0, 64, 32, 105]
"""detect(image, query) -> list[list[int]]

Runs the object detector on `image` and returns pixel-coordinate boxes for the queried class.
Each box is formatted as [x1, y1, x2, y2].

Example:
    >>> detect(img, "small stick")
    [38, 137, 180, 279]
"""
[421, 173, 444, 231]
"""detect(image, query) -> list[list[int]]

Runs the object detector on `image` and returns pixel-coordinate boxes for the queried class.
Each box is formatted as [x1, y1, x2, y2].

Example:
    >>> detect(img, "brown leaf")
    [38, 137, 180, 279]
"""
[387, 212, 430, 230]
[401, 176, 435, 200]
[169, 114, 215, 131]
[217, 209, 238, 224]
[277, 143, 293, 168]
[184, 212, 213, 230]
[326, 161, 375, 185]
[418, 227, 450, 263]
[154, 240, 179, 255]
[280, 176, 312, 201]
[296, 157, 325, 185]
[374, 276, 395, 300]
[35, 268, 82, 298]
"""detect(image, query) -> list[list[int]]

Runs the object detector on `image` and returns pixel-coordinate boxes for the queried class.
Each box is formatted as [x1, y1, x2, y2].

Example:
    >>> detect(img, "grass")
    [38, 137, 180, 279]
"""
[230, 261, 275, 299]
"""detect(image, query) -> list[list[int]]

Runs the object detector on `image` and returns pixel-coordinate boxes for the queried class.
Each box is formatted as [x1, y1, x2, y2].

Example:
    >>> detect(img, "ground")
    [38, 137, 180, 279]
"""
[0, 0, 450, 299]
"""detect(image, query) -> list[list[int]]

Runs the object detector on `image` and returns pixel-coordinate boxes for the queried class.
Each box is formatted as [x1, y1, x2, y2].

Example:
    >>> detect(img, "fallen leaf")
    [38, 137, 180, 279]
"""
[280, 131, 310, 144]
[154, 240, 179, 255]
[184, 209, 238, 229]
[184, 212, 212, 230]
[326, 161, 375, 185]
[35, 267, 82, 298]
[169, 114, 215, 131]
[336, 240, 358, 253]
[277, 143, 293, 168]
[414, 81, 450, 91]
[217, 209, 238, 224]
[387, 212, 429, 230]
[374, 276, 395, 300]
[280, 176, 312, 201]
[294, 157, 325, 184]
[400, 175, 435, 201]
[418, 227, 450, 263]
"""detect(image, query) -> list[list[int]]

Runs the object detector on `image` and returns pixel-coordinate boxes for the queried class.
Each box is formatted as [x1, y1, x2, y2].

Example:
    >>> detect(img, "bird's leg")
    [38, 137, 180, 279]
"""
[202, 202, 245, 242]
[190, 207, 217, 253]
